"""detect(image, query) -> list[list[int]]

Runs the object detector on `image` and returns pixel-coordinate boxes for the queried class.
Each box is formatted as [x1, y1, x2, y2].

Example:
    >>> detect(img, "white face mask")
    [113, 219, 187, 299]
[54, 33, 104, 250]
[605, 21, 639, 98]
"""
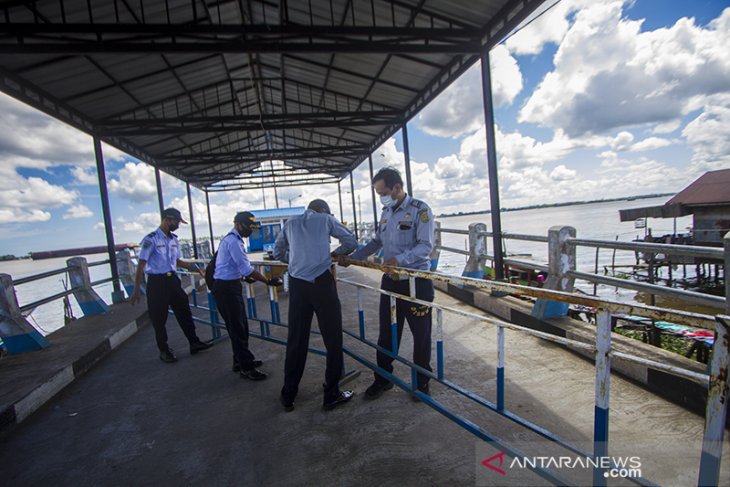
[380, 194, 396, 208]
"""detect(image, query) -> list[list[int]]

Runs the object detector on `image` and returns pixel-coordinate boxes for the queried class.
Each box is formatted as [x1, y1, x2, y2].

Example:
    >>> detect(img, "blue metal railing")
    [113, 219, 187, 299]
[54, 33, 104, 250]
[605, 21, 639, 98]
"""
[182, 260, 727, 486]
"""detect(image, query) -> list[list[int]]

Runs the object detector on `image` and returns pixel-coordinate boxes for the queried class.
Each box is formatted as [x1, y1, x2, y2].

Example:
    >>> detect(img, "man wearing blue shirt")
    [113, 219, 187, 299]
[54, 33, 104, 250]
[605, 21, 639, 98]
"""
[212, 211, 280, 381]
[130, 208, 211, 363]
[273, 199, 357, 411]
[345, 168, 435, 400]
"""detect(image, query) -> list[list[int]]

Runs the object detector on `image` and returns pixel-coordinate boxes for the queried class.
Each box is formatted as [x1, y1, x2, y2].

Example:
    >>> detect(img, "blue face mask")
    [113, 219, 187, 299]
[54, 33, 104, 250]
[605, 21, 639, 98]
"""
[380, 194, 396, 208]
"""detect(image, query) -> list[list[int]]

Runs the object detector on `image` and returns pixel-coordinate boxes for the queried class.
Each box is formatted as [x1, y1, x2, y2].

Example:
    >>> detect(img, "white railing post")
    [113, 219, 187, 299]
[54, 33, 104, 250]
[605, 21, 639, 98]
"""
[697, 316, 729, 486]
[66, 257, 109, 315]
[463, 222, 488, 279]
[115, 249, 136, 298]
[532, 226, 576, 319]
[0, 274, 48, 352]
[722, 232, 730, 315]
[430, 220, 441, 271]
[593, 309, 612, 485]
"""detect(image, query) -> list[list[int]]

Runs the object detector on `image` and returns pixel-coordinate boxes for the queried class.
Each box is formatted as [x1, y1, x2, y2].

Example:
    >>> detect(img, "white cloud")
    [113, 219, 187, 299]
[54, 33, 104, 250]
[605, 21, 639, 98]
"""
[683, 95, 730, 172]
[0, 92, 126, 170]
[550, 165, 577, 181]
[416, 45, 523, 138]
[0, 93, 130, 226]
[504, 0, 580, 55]
[629, 136, 673, 152]
[611, 131, 634, 151]
[3, 177, 78, 209]
[118, 212, 160, 233]
[108, 162, 158, 203]
[519, 3, 730, 136]
[0, 208, 51, 224]
[609, 132, 671, 153]
[63, 204, 93, 220]
[71, 166, 98, 185]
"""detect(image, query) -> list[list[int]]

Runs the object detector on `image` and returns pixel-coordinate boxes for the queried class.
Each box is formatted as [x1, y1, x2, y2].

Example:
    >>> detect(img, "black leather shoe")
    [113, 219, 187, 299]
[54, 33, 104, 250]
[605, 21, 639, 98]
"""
[159, 349, 177, 363]
[411, 384, 430, 402]
[232, 360, 263, 373]
[240, 368, 267, 381]
[280, 395, 294, 412]
[364, 381, 393, 400]
[323, 390, 354, 411]
[189, 341, 212, 355]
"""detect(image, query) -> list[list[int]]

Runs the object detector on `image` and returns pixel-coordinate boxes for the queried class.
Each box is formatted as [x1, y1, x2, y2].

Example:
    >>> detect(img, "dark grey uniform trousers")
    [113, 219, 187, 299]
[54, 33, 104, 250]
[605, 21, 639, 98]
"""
[281, 270, 343, 404]
[146, 274, 199, 352]
[375, 274, 434, 389]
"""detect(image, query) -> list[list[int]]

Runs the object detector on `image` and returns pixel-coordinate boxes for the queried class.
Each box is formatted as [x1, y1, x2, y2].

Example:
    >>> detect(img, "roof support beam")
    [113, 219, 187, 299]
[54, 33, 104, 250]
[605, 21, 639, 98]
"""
[0, 24, 481, 54]
[97, 113, 402, 135]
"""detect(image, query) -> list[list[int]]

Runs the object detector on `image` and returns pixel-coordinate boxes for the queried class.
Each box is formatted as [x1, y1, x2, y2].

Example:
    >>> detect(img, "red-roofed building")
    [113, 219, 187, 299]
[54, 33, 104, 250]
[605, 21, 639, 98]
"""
[620, 169, 730, 246]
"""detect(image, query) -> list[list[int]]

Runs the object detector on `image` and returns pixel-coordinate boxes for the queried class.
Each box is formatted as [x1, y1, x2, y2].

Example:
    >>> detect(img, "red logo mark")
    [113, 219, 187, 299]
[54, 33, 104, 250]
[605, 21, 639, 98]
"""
[482, 452, 507, 475]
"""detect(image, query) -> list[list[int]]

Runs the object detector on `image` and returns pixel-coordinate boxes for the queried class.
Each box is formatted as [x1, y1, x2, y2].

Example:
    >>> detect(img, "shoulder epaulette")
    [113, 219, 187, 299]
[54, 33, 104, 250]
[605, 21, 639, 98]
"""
[145, 232, 156, 239]
[410, 198, 427, 209]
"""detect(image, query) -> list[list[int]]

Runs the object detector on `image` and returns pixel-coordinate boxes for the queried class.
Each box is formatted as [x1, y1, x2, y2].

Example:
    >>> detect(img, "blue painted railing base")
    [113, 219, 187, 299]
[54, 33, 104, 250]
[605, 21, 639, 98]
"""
[3, 330, 49, 353]
[532, 299, 569, 319]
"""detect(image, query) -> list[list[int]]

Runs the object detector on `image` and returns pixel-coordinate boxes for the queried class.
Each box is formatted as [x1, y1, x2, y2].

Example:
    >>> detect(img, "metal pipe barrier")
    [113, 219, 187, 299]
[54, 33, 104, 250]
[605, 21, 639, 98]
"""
[183, 256, 727, 485]
[7, 258, 125, 317]
[434, 225, 728, 312]
[337, 259, 727, 486]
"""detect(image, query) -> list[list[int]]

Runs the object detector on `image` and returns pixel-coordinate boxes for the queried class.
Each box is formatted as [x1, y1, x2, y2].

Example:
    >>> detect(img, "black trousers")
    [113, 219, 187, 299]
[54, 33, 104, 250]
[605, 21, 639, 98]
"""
[282, 271, 343, 404]
[146, 274, 200, 352]
[376, 275, 434, 389]
[213, 279, 257, 371]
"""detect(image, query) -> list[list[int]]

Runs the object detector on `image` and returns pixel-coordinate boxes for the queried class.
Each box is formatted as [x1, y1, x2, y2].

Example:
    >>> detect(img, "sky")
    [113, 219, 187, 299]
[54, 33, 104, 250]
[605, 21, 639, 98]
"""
[1, 0, 729, 256]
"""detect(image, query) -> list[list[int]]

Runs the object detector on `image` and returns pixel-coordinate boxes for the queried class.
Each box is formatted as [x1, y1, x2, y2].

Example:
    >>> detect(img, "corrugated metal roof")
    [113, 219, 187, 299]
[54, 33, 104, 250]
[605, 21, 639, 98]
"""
[0, 0, 546, 191]
[666, 169, 730, 206]
[618, 203, 690, 222]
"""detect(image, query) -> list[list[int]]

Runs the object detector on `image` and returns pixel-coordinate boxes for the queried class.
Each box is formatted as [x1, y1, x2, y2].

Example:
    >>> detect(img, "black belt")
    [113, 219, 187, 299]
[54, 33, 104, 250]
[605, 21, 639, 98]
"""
[148, 272, 175, 277]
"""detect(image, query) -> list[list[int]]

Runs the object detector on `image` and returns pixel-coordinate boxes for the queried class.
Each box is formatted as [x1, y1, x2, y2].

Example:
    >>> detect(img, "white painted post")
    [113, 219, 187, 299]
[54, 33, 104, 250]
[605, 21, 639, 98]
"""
[430, 220, 441, 271]
[463, 222, 488, 279]
[0, 274, 48, 352]
[532, 226, 576, 319]
[697, 316, 729, 487]
[593, 309, 612, 486]
[66, 257, 109, 315]
[115, 249, 136, 298]
[723, 232, 730, 315]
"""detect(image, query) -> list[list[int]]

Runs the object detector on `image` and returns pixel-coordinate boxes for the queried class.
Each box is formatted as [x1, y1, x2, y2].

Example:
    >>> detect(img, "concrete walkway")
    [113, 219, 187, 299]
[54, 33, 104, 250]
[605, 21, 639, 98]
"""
[0, 266, 727, 486]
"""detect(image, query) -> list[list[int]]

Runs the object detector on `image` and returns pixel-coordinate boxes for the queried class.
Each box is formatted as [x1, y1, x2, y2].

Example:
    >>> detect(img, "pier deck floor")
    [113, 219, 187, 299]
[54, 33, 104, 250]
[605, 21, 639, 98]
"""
[0, 266, 728, 486]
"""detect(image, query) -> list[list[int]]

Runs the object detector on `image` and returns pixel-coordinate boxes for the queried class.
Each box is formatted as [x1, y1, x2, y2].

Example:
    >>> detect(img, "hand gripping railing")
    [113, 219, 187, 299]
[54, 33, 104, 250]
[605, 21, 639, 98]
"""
[337, 258, 728, 487]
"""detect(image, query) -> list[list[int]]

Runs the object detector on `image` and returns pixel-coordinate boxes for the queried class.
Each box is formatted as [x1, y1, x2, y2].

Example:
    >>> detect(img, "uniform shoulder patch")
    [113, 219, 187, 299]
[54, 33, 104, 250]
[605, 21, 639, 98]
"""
[410, 198, 425, 209]
[141, 237, 153, 249]
[419, 209, 430, 223]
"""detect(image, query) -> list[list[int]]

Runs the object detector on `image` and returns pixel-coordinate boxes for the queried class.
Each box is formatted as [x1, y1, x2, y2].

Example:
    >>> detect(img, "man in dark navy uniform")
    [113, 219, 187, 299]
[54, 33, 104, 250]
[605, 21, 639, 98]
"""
[130, 208, 211, 363]
[346, 168, 435, 400]
[211, 211, 281, 381]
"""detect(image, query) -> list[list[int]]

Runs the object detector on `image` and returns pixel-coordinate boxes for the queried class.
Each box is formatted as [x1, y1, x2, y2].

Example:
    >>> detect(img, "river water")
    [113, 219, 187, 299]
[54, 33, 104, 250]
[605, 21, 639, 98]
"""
[0, 196, 697, 335]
